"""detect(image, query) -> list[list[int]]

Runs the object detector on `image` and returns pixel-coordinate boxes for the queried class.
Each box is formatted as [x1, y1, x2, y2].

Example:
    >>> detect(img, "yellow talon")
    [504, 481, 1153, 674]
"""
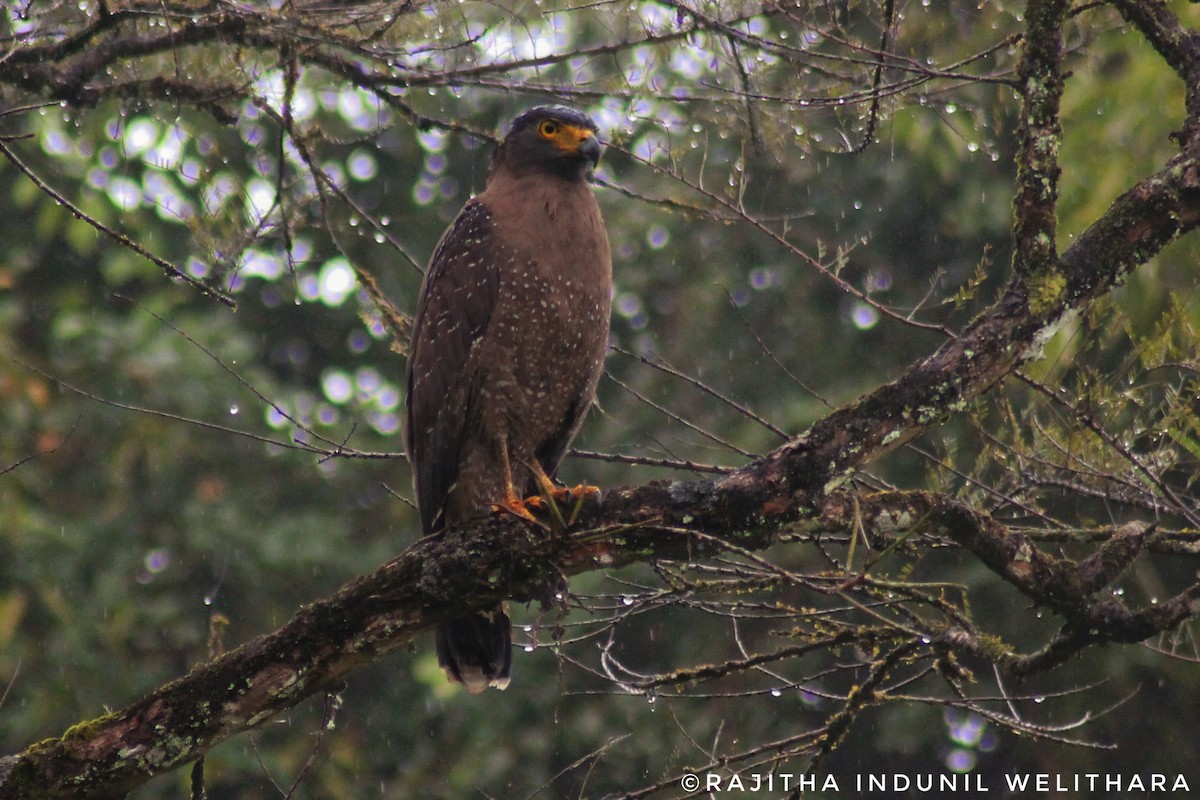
[491, 495, 541, 524]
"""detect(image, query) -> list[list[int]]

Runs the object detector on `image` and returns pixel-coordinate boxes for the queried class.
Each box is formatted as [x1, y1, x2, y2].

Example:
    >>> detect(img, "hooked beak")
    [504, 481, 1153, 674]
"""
[578, 132, 602, 167]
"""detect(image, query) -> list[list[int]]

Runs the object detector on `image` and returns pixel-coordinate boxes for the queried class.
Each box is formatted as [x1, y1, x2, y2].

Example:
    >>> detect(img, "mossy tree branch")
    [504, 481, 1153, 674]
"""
[3, 143, 1200, 794]
[4, 1, 1200, 797]
[1011, 0, 1068, 281]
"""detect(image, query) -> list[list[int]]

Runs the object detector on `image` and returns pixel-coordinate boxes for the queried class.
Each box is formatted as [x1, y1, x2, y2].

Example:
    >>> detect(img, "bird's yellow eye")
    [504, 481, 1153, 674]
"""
[538, 119, 561, 139]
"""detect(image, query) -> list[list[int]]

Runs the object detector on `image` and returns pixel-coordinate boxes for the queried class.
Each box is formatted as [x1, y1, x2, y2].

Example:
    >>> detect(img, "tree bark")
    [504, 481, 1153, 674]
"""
[3, 2, 1200, 797]
[2, 144, 1198, 796]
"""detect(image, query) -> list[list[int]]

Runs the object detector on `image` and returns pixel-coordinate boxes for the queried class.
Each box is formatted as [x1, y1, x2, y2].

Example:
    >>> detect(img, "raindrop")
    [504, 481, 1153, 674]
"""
[850, 301, 880, 331]
[749, 267, 777, 290]
[622, 596, 634, 606]
[144, 549, 171, 573]
[770, 688, 782, 697]
[229, 404, 240, 415]
[646, 225, 669, 250]
[945, 748, 976, 773]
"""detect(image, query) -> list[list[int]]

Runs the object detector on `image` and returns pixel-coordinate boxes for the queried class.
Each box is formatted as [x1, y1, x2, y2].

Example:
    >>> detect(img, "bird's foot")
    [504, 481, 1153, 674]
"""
[529, 479, 601, 530]
[528, 483, 600, 507]
[493, 458, 602, 531]
[491, 496, 544, 527]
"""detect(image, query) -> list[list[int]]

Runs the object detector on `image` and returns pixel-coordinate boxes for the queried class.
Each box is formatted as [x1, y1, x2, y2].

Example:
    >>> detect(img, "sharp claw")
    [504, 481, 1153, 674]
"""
[491, 498, 539, 523]
[546, 483, 600, 503]
[492, 480, 600, 530]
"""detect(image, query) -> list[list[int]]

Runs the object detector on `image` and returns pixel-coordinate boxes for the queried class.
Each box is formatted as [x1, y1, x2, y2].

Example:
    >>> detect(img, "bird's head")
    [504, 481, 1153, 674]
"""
[490, 105, 602, 181]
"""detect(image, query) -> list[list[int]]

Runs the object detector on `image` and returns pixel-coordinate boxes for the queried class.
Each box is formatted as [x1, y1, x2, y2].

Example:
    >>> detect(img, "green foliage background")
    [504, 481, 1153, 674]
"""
[2, 2, 1200, 797]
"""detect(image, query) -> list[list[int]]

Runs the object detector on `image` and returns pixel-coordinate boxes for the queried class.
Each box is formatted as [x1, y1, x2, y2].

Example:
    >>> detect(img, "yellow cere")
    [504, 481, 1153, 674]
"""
[540, 120, 594, 152]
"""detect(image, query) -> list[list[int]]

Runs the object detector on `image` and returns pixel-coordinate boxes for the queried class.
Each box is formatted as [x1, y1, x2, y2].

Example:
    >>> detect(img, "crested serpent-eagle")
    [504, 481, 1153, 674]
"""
[404, 105, 612, 692]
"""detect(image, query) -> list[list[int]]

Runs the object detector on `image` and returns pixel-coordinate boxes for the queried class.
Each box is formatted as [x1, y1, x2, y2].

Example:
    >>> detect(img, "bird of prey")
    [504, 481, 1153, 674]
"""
[404, 105, 612, 692]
